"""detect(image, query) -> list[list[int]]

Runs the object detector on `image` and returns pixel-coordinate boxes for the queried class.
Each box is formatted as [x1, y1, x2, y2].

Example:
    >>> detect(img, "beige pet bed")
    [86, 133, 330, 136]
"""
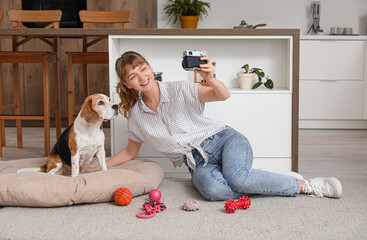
[0, 158, 163, 207]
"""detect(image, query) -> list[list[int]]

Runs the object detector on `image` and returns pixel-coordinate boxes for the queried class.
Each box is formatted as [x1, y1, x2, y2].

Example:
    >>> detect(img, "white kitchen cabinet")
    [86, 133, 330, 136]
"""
[300, 39, 367, 128]
[108, 29, 299, 172]
[300, 80, 363, 119]
[300, 41, 364, 80]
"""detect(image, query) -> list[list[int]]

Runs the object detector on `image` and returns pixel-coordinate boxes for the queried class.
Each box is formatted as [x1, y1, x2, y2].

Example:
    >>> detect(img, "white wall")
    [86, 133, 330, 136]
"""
[158, 0, 367, 35]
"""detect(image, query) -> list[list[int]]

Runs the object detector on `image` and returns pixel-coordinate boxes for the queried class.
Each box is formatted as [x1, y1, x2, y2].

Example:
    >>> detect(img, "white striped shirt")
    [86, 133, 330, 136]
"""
[127, 81, 225, 170]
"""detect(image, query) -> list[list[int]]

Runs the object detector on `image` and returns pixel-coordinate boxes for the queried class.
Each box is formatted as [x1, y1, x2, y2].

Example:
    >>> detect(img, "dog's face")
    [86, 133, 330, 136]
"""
[81, 94, 118, 124]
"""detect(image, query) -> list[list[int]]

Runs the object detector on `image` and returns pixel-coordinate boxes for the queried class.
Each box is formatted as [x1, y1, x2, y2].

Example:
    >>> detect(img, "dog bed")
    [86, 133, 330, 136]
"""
[0, 158, 164, 207]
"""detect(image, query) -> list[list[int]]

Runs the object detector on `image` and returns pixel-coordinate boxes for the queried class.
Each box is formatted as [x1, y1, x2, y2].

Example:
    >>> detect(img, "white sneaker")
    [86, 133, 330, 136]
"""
[305, 177, 342, 198]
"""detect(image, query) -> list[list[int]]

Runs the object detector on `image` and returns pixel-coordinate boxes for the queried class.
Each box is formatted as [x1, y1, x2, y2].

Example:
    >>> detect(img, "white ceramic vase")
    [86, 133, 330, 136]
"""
[237, 73, 255, 90]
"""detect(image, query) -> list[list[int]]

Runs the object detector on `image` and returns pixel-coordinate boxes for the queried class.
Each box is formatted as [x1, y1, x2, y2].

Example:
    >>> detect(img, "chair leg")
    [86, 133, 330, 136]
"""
[67, 54, 74, 126]
[0, 122, 2, 157]
[0, 63, 6, 146]
[53, 61, 61, 139]
[83, 63, 88, 100]
[13, 63, 23, 149]
[43, 56, 50, 156]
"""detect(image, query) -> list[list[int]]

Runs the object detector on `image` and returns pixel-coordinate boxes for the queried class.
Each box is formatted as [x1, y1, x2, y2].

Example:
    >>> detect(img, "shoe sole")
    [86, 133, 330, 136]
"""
[327, 177, 343, 198]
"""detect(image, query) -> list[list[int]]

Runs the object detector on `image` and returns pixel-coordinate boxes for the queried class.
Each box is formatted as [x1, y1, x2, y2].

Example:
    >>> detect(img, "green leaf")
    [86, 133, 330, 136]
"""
[252, 82, 262, 89]
[164, 0, 211, 23]
[241, 64, 249, 72]
[264, 79, 274, 89]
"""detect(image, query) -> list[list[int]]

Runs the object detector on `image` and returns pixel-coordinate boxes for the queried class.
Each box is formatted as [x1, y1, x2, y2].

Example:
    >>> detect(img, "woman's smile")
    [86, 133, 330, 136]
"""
[141, 78, 150, 86]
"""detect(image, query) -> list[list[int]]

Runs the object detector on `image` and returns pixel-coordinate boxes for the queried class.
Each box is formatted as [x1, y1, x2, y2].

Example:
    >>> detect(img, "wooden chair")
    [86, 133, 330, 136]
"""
[66, 10, 132, 125]
[0, 10, 62, 157]
[0, 10, 4, 150]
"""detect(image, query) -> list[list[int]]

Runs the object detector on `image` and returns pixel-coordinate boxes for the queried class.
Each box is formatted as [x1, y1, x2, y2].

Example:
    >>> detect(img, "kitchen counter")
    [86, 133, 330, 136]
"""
[0, 28, 300, 37]
[301, 35, 367, 40]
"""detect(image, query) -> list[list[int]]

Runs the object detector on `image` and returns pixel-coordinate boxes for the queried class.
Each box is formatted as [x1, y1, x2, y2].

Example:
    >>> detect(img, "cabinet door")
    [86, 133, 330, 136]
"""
[300, 80, 364, 119]
[204, 94, 292, 158]
[300, 41, 364, 80]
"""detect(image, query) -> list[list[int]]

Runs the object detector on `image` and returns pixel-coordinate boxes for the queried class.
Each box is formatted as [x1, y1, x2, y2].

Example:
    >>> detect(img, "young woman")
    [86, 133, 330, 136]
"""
[84, 50, 342, 200]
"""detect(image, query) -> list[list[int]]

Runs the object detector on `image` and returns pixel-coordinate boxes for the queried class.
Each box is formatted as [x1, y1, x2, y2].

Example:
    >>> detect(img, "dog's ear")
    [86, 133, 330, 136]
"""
[80, 97, 100, 124]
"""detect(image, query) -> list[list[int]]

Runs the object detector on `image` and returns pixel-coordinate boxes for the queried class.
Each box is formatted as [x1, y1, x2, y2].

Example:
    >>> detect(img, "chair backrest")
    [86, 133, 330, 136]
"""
[8, 10, 62, 51]
[79, 10, 132, 51]
[79, 10, 132, 29]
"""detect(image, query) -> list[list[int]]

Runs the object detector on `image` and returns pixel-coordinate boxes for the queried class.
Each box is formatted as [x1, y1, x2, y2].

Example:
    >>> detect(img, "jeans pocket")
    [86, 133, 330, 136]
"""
[200, 128, 228, 155]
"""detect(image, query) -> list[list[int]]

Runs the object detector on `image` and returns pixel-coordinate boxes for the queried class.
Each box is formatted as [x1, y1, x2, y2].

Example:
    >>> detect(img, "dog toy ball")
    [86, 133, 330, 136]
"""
[183, 200, 200, 211]
[224, 196, 251, 213]
[237, 196, 251, 210]
[149, 189, 161, 202]
[224, 199, 237, 213]
[114, 187, 133, 206]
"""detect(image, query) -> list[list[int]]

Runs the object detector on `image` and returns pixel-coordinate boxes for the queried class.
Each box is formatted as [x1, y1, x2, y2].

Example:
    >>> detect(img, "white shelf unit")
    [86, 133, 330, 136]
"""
[109, 33, 298, 173]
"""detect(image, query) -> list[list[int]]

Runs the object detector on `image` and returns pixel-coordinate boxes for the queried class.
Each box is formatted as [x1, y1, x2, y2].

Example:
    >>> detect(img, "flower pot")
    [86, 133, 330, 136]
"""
[180, 16, 199, 29]
[237, 73, 255, 90]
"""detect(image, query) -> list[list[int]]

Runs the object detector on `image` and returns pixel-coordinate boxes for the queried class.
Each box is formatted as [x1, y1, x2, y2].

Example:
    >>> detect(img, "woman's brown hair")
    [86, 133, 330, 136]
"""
[115, 51, 147, 118]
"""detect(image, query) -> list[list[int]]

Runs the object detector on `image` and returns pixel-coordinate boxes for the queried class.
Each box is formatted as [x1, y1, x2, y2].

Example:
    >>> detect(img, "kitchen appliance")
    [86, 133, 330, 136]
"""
[307, 1, 323, 34]
[234, 20, 267, 29]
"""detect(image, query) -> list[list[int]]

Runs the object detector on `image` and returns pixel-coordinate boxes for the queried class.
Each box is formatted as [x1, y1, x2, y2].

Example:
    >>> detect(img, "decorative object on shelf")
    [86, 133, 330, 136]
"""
[237, 72, 255, 90]
[183, 200, 200, 211]
[164, 0, 211, 29]
[307, 1, 323, 35]
[233, 20, 267, 29]
[224, 196, 251, 214]
[238, 64, 274, 90]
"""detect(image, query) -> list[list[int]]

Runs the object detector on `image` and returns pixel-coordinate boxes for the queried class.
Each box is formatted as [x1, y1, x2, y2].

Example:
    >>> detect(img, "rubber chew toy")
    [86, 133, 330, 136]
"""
[137, 189, 166, 219]
[148, 189, 161, 202]
[183, 200, 200, 211]
[224, 196, 251, 213]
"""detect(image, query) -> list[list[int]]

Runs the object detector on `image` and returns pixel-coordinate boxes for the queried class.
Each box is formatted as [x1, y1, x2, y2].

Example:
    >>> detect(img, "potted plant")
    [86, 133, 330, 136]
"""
[238, 64, 274, 90]
[164, 0, 211, 29]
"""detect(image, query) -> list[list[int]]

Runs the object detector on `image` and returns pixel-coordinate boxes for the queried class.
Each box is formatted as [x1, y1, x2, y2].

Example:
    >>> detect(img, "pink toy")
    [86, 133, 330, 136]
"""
[136, 200, 167, 219]
[183, 200, 200, 211]
[149, 189, 161, 202]
[224, 196, 251, 213]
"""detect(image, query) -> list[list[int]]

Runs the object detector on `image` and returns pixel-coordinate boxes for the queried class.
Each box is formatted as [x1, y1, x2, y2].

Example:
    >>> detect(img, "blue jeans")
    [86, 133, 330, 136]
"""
[187, 126, 300, 201]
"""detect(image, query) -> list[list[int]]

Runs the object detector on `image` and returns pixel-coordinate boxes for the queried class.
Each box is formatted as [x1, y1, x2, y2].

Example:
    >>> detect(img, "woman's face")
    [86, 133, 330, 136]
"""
[123, 62, 155, 92]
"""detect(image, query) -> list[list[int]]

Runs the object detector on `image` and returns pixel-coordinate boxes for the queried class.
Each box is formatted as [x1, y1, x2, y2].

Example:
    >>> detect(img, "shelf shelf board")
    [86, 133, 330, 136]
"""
[229, 87, 291, 94]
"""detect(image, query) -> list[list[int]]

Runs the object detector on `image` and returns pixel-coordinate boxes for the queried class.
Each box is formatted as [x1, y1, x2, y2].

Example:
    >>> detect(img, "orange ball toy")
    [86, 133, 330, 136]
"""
[114, 188, 132, 206]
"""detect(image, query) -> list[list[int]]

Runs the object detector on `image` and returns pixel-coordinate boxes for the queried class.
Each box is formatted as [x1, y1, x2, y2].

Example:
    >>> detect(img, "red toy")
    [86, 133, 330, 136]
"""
[136, 200, 167, 219]
[148, 189, 161, 202]
[137, 189, 166, 219]
[114, 187, 133, 206]
[224, 196, 251, 213]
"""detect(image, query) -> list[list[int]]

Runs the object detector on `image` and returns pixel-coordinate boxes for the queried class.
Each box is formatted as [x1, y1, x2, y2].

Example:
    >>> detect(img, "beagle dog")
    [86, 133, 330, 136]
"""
[18, 94, 118, 177]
